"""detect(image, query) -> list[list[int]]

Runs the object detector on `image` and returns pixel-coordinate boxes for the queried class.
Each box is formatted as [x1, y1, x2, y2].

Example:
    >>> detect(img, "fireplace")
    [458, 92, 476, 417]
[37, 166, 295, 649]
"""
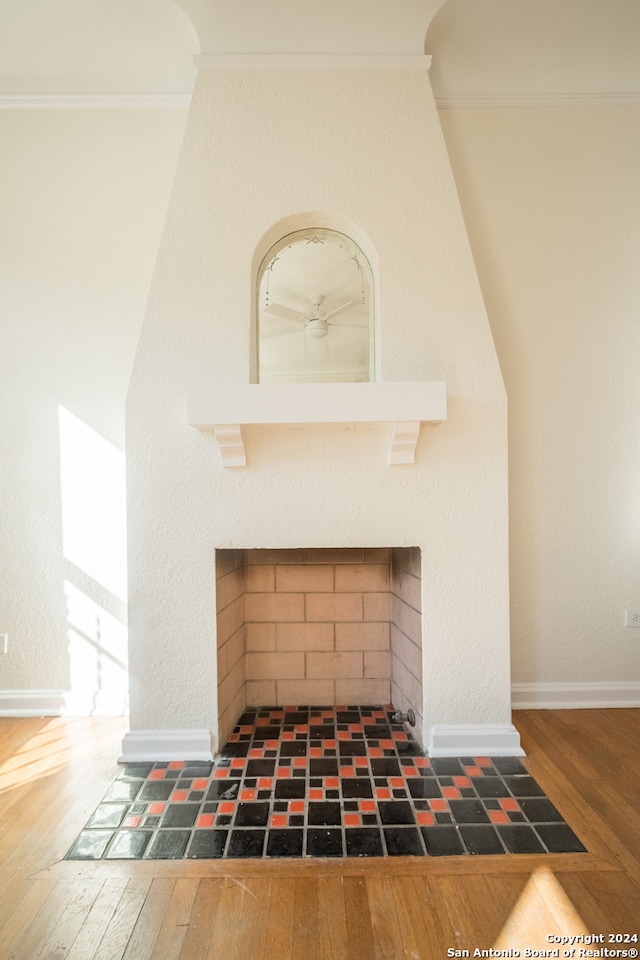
[215, 547, 424, 749]
[121, 11, 522, 761]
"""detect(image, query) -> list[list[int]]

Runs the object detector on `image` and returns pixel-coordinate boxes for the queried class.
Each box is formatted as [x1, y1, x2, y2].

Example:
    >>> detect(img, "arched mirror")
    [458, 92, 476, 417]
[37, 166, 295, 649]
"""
[256, 227, 374, 384]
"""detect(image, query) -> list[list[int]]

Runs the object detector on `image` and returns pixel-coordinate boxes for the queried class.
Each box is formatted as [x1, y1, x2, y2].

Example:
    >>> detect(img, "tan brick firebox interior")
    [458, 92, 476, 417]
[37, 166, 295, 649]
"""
[215, 548, 423, 750]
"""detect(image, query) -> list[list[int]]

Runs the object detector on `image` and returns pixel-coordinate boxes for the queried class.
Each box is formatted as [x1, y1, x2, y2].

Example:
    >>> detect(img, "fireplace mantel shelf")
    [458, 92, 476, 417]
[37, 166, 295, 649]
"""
[187, 381, 446, 467]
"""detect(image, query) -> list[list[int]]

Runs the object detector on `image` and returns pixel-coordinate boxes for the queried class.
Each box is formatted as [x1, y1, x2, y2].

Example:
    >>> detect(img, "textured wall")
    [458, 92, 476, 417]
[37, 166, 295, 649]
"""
[125, 64, 512, 746]
[439, 104, 640, 686]
[0, 109, 187, 699]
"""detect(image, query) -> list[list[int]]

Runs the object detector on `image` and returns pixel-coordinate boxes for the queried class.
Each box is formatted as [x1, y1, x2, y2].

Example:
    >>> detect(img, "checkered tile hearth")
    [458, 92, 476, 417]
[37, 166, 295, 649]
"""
[67, 706, 586, 860]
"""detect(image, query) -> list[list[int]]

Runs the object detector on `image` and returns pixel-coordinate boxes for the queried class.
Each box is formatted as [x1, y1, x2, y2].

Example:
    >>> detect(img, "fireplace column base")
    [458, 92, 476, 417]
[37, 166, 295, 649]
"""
[428, 723, 524, 758]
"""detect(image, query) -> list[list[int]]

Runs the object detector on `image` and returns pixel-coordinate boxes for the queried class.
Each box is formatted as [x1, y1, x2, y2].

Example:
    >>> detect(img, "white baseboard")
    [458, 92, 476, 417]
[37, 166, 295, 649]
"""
[512, 681, 640, 710]
[0, 689, 128, 717]
[120, 729, 214, 762]
[428, 724, 524, 757]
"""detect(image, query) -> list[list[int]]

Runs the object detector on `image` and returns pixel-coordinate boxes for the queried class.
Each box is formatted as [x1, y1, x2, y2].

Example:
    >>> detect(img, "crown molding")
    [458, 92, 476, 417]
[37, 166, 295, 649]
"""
[0, 93, 192, 110]
[1, 88, 638, 111]
[435, 91, 640, 109]
[194, 53, 432, 71]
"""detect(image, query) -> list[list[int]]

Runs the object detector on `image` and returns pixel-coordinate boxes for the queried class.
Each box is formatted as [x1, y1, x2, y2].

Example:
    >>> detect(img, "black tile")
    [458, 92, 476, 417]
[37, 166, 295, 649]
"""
[65, 830, 114, 860]
[103, 780, 142, 802]
[536, 823, 586, 853]
[336, 711, 361, 723]
[280, 741, 308, 757]
[339, 741, 367, 757]
[218, 742, 250, 758]
[306, 829, 343, 857]
[205, 781, 237, 801]
[106, 830, 153, 859]
[246, 759, 276, 777]
[234, 803, 270, 827]
[383, 827, 424, 856]
[253, 726, 282, 741]
[497, 825, 546, 854]
[310, 759, 339, 777]
[162, 804, 199, 828]
[275, 780, 306, 800]
[310, 725, 335, 739]
[519, 798, 564, 822]
[408, 779, 443, 800]
[458, 825, 505, 856]
[308, 802, 341, 826]
[148, 830, 191, 859]
[431, 758, 464, 776]
[448, 800, 491, 824]
[266, 829, 304, 858]
[187, 830, 228, 858]
[492, 757, 528, 775]
[117, 763, 154, 779]
[227, 829, 266, 858]
[364, 725, 391, 739]
[345, 828, 384, 857]
[503, 776, 545, 798]
[341, 779, 373, 799]
[86, 803, 129, 829]
[422, 826, 465, 857]
[370, 758, 401, 777]
[471, 777, 511, 798]
[378, 801, 415, 825]
[139, 781, 175, 801]
[183, 762, 214, 776]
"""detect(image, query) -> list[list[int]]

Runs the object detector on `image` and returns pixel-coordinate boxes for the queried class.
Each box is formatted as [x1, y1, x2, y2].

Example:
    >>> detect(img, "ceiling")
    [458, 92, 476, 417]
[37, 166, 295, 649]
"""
[0, 0, 639, 100]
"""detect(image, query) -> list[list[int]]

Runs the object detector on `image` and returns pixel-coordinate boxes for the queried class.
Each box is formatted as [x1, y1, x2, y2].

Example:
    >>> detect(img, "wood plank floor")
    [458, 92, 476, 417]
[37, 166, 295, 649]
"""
[0, 709, 638, 958]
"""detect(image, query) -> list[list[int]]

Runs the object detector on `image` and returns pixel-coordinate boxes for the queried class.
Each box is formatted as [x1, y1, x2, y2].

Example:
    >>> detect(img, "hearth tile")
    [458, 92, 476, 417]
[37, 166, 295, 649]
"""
[431, 758, 465, 776]
[383, 827, 424, 857]
[187, 830, 228, 858]
[86, 803, 129, 829]
[535, 823, 586, 854]
[459, 825, 505, 855]
[308, 802, 341, 826]
[408, 779, 443, 800]
[227, 829, 266, 858]
[117, 763, 154, 780]
[503, 776, 546, 798]
[519, 798, 564, 822]
[491, 757, 528, 775]
[148, 830, 191, 859]
[448, 800, 491, 824]
[421, 826, 465, 857]
[106, 830, 153, 859]
[267, 829, 304, 857]
[103, 780, 142, 802]
[306, 828, 343, 857]
[378, 800, 415, 825]
[345, 828, 384, 857]
[162, 803, 199, 828]
[497, 825, 546, 854]
[342, 778, 374, 799]
[66, 830, 114, 860]
[472, 777, 510, 798]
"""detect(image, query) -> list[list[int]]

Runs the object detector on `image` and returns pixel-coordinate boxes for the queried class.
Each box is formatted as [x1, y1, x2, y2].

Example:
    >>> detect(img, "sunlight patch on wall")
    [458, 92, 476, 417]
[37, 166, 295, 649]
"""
[58, 406, 128, 714]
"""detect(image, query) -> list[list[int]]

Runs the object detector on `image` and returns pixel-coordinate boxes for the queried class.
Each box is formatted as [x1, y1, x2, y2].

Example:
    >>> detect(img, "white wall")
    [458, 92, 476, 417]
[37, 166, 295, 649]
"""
[0, 109, 187, 707]
[439, 105, 640, 692]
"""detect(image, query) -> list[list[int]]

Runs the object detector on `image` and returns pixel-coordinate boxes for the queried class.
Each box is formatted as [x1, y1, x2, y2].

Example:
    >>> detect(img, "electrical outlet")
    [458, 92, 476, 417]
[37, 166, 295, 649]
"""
[0, 634, 7, 654]
[624, 610, 640, 628]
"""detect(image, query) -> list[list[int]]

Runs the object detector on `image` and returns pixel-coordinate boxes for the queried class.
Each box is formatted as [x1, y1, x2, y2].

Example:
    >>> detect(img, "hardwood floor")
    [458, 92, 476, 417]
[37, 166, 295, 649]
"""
[0, 709, 638, 958]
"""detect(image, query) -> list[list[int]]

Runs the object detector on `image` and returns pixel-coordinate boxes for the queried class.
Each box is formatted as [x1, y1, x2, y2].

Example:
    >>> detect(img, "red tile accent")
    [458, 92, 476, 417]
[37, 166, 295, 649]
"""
[489, 810, 510, 824]
[430, 799, 448, 812]
[354, 757, 369, 768]
[276, 767, 291, 779]
[325, 777, 339, 789]
[240, 789, 256, 801]
[376, 788, 391, 800]
[453, 776, 471, 788]
[415, 757, 430, 768]
[249, 748, 264, 758]
[193, 779, 208, 790]
[172, 790, 188, 802]
[324, 739, 337, 750]
[464, 765, 482, 777]
[214, 769, 229, 779]
[392, 731, 408, 741]
[340, 766, 356, 778]
[266, 740, 279, 750]
[169, 761, 184, 770]
[337, 731, 351, 741]
[281, 731, 295, 741]
[475, 757, 493, 767]
[258, 778, 273, 790]
[360, 800, 376, 813]
[149, 770, 165, 780]
[380, 740, 394, 749]
[123, 815, 142, 828]
[289, 801, 305, 814]
[344, 813, 361, 827]
[198, 814, 215, 828]
[219, 802, 236, 815]
[403, 767, 418, 777]
[231, 758, 246, 769]
[271, 814, 287, 828]
[293, 757, 307, 768]
[499, 798, 520, 812]
[390, 777, 405, 789]
[148, 802, 165, 815]
[442, 786, 461, 799]
[369, 747, 383, 758]
[416, 811, 436, 826]
[309, 789, 323, 800]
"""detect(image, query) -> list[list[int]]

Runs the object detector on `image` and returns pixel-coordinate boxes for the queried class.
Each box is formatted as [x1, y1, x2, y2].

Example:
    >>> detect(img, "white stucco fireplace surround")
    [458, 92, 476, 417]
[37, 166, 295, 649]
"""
[121, 0, 523, 762]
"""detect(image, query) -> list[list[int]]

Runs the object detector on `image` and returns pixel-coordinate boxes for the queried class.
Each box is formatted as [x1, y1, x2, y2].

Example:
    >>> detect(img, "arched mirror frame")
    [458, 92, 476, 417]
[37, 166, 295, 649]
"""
[253, 224, 376, 385]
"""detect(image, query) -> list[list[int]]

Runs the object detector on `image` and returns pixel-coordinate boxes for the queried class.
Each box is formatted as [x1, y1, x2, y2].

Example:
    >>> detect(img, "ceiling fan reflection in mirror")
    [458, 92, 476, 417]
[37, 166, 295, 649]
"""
[262, 294, 366, 340]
